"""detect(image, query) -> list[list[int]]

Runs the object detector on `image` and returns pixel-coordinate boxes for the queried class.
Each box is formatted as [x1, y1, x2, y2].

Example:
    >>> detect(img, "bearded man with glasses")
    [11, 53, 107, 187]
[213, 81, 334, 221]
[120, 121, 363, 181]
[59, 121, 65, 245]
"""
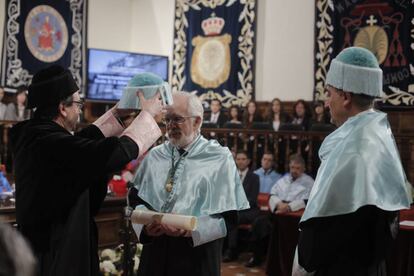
[10, 65, 163, 276]
[129, 91, 249, 276]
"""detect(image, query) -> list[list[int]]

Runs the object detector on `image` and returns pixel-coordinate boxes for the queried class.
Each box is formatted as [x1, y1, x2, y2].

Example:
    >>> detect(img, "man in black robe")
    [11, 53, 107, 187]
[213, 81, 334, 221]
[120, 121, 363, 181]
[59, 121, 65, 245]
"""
[10, 65, 163, 276]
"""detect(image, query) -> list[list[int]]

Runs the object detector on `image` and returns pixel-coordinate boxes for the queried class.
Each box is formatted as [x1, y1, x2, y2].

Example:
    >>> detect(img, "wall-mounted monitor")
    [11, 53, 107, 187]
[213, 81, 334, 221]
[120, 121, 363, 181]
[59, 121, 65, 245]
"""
[86, 48, 169, 102]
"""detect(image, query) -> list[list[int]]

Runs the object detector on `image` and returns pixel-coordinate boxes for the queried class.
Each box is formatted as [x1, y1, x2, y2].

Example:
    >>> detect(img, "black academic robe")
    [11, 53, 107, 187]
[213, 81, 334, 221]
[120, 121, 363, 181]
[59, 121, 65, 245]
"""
[128, 188, 238, 276]
[10, 119, 138, 276]
[298, 205, 398, 276]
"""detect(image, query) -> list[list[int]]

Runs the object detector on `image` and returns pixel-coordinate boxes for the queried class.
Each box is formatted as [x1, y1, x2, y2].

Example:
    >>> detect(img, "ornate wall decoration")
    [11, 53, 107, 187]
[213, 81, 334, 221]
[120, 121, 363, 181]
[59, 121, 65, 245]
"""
[314, 0, 414, 108]
[1, 0, 87, 95]
[172, 0, 257, 107]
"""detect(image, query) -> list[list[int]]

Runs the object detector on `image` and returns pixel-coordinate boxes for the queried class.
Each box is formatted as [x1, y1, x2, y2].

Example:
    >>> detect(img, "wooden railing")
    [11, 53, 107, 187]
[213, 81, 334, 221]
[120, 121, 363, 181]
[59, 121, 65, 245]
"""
[199, 128, 414, 184]
[199, 128, 328, 175]
[1, 121, 414, 184]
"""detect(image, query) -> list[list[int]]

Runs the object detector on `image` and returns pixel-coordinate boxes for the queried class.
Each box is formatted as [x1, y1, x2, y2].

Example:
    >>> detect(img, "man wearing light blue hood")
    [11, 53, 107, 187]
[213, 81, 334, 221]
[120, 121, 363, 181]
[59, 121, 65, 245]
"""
[129, 91, 249, 276]
[296, 47, 412, 276]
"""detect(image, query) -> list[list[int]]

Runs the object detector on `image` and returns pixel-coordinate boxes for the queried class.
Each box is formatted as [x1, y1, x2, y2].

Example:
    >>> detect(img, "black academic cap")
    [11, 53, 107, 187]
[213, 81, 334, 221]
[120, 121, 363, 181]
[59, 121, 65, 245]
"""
[28, 65, 79, 108]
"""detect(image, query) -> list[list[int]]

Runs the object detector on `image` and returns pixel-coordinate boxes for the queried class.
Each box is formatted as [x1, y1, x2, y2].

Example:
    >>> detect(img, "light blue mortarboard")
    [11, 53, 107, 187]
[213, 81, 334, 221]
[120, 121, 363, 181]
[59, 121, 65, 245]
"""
[118, 72, 172, 109]
[326, 47, 383, 97]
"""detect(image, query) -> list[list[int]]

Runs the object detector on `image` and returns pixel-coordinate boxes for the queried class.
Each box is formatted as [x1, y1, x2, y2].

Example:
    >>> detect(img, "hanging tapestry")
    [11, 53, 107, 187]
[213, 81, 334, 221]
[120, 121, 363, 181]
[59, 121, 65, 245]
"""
[172, 0, 257, 107]
[1, 0, 87, 95]
[314, 0, 414, 108]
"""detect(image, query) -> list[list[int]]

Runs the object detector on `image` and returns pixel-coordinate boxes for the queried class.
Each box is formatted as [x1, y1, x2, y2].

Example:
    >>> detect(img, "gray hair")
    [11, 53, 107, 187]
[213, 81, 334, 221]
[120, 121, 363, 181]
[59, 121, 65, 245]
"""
[289, 154, 305, 168]
[0, 223, 36, 276]
[174, 91, 204, 130]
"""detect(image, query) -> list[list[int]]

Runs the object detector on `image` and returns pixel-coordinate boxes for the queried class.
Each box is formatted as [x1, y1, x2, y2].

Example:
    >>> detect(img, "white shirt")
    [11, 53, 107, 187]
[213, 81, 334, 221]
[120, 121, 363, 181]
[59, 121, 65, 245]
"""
[210, 112, 220, 124]
[269, 173, 314, 212]
[238, 168, 249, 183]
[273, 121, 281, 131]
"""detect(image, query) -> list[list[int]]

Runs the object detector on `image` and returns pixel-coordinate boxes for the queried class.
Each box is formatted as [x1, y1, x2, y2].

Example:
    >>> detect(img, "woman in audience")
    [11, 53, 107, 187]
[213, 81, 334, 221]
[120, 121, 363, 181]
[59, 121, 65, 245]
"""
[312, 100, 330, 124]
[5, 86, 31, 121]
[268, 98, 290, 131]
[243, 100, 262, 128]
[228, 105, 242, 124]
[291, 99, 312, 131]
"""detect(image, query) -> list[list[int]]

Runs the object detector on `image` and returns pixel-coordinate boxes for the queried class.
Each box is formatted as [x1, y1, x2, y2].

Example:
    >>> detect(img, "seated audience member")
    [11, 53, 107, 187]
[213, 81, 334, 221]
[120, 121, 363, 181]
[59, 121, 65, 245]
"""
[0, 222, 36, 276]
[228, 105, 242, 124]
[290, 99, 312, 131]
[223, 151, 260, 262]
[311, 100, 331, 124]
[242, 100, 263, 128]
[5, 86, 31, 121]
[254, 152, 281, 193]
[205, 99, 228, 127]
[0, 86, 7, 120]
[268, 98, 290, 131]
[269, 154, 313, 213]
[245, 154, 314, 267]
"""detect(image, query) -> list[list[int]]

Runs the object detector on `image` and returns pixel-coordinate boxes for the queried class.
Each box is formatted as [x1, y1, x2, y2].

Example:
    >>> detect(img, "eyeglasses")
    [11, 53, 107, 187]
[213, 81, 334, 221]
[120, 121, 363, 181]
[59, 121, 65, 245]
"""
[162, 116, 197, 125]
[70, 100, 84, 109]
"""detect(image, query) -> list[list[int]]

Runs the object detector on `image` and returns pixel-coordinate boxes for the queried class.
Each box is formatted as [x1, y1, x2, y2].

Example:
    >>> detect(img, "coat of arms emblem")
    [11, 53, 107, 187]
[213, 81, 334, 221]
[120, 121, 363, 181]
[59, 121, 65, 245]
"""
[191, 13, 232, 89]
[24, 5, 68, 63]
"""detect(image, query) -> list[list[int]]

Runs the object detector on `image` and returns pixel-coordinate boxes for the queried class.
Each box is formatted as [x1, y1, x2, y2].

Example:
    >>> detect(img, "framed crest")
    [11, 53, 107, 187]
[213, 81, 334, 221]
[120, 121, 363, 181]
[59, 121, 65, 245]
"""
[314, 0, 414, 109]
[172, 0, 257, 107]
[1, 0, 87, 95]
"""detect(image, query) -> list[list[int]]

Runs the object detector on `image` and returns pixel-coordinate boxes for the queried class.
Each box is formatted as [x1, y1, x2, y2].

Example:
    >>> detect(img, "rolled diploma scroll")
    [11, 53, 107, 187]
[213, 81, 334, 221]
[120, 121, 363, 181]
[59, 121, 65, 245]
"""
[131, 209, 197, 231]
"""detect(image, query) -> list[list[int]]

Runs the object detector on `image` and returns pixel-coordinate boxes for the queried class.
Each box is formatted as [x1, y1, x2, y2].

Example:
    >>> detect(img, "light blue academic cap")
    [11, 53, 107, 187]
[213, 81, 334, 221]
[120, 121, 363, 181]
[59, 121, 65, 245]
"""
[128, 72, 163, 86]
[326, 47, 383, 97]
[119, 72, 172, 109]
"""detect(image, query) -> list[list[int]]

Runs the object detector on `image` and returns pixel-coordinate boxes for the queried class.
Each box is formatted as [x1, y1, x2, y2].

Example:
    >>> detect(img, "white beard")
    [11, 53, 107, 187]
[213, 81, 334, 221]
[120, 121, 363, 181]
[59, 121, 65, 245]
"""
[168, 131, 196, 148]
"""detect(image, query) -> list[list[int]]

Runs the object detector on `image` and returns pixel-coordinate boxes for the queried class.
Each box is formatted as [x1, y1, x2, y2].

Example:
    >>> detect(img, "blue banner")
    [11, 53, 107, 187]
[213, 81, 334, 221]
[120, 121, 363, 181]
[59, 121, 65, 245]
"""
[172, 0, 257, 107]
[1, 0, 87, 95]
[314, 0, 414, 109]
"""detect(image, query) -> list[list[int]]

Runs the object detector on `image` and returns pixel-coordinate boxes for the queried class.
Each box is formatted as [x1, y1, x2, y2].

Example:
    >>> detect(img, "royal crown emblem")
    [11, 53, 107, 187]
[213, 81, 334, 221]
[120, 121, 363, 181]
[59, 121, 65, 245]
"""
[201, 14, 225, 36]
[191, 13, 232, 89]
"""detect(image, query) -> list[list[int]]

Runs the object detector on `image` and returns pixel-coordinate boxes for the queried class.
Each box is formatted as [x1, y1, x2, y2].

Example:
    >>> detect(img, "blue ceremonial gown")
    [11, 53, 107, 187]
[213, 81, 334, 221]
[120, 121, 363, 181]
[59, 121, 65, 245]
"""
[297, 110, 412, 276]
[131, 135, 249, 276]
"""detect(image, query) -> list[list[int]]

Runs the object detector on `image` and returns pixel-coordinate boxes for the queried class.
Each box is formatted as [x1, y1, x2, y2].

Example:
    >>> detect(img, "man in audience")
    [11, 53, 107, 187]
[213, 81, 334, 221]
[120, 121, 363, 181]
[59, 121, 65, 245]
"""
[130, 92, 248, 276]
[223, 151, 260, 262]
[206, 99, 228, 127]
[246, 154, 313, 267]
[11, 66, 163, 276]
[296, 47, 412, 275]
[254, 152, 282, 193]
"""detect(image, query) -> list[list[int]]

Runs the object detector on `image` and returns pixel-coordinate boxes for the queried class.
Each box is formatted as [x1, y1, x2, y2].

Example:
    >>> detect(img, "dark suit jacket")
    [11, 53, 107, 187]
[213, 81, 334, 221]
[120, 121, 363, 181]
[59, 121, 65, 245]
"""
[242, 171, 260, 209]
[206, 112, 228, 128]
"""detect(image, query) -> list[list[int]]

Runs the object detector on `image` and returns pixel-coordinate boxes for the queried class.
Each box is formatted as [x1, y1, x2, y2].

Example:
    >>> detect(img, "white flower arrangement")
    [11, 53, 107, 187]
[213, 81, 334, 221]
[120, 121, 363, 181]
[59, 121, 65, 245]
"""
[98, 243, 142, 275]
[100, 260, 117, 274]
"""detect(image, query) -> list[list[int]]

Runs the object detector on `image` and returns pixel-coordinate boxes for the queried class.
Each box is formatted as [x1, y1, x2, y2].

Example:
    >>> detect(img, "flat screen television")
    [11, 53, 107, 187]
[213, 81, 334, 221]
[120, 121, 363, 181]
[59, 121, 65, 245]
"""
[86, 48, 169, 102]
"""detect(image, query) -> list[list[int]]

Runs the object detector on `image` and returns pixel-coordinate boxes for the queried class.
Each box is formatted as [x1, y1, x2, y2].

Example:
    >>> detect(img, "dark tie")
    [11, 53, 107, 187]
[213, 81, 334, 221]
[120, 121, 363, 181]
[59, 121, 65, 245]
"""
[178, 148, 186, 156]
